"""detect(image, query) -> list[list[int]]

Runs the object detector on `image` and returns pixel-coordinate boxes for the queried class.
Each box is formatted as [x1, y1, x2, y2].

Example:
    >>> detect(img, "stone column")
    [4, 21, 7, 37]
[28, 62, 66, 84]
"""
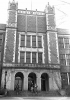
[11, 71, 15, 90]
[24, 73, 28, 90]
[37, 75, 41, 91]
[49, 77, 53, 90]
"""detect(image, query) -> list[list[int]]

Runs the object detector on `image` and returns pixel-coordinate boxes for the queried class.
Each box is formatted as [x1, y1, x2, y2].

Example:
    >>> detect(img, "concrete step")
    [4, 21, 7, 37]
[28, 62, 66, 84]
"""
[7, 90, 60, 97]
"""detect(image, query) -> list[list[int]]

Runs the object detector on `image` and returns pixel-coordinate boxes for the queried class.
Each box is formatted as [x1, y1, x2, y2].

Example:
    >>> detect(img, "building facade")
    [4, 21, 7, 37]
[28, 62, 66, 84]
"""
[0, 0, 69, 91]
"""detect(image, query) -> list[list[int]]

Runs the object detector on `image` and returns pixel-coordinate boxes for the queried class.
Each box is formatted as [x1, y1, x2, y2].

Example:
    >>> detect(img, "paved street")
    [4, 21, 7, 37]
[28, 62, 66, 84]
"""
[0, 97, 70, 100]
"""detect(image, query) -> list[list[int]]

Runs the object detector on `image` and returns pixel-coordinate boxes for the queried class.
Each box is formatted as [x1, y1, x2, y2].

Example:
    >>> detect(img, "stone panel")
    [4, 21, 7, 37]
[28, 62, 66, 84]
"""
[4, 29, 16, 62]
[43, 34, 48, 64]
[49, 32, 59, 64]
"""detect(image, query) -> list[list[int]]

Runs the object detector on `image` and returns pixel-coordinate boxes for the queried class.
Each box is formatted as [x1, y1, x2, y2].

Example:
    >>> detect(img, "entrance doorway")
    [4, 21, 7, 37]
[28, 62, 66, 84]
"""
[14, 72, 24, 91]
[41, 73, 49, 91]
[28, 72, 36, 91]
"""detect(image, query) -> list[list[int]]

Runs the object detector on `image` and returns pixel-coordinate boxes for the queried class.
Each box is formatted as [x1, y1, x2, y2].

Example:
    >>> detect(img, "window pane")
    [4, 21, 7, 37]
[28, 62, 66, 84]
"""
[59, 43, 64, 48]
[38, 53, 42, 63]
[21, 35, 25, 47]
[67, 59, 70, 66]
[64, 38, 69, 44]
[32, 42, 36, 47]
[0, 40, 2, 45]
[0, 52, 1, 61]
[60, 54, 65, 59]
[60, 59, 66, 65]
[38, 36, 42, 47]
[58, 38, 63, 44]
[20, 52, 24, 63]
[20, 52, 24, 58]
[32, 36, 36, 47]
[32, 52, 36, 63]
[27, 35, 30, 47]
[21, 41, 25, 47]
[32, 36, 36, 41]
[26, 52, 30, 63]
[66, 54, 70, 59]
[21, 35, 25, 40]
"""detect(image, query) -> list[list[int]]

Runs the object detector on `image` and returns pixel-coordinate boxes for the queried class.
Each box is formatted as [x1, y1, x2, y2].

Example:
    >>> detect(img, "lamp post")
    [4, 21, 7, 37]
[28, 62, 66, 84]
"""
[4, 71, 7, 89]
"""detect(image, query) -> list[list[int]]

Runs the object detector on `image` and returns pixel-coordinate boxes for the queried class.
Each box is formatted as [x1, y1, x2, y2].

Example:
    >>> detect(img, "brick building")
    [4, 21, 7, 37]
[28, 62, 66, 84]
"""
[0, 0, 69, 91]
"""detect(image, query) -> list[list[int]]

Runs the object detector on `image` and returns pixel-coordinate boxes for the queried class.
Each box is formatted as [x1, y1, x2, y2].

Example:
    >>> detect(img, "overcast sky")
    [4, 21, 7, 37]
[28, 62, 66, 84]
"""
[0, 0, 70, 29]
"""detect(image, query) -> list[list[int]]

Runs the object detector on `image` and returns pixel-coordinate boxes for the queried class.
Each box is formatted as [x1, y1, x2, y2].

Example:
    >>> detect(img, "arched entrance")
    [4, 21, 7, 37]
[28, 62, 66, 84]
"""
[14, 72, 24, 91]
[41, 73, 49, 91]
[28, 72, 36, 91]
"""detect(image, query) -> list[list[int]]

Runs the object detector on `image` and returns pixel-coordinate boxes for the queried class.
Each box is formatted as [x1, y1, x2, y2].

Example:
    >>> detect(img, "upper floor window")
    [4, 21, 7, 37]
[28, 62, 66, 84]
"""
[32, 52, 36, 63]
[58, 38, 63, 44]
[26, 52, 30, 63]
[0, 35, 3, 51]
[38, 36, 42, 48]
[26, 35, 30, 47]
[58, 38, 64, 48]
[32, 36, 36, 47]
[20, 52, 25, 63]
[21, 35, 25, 47]
[38, 52, 42, 63]
[64, 38, 70, 49]
[60, 54, 66, 65]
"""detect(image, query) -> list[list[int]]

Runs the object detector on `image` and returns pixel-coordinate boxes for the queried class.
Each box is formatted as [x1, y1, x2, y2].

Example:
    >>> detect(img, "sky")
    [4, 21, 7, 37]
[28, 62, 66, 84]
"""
[0, 0, 70, 29]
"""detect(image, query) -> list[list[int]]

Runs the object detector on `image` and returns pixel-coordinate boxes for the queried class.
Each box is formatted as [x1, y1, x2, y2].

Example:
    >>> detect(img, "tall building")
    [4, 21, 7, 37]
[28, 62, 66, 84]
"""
[0, 0, 69, 91]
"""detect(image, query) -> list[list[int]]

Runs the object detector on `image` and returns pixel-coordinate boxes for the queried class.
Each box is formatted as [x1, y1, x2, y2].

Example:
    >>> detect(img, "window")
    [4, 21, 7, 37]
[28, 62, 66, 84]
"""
[67, 59, 70, 66]
[66, 54, 70, 66]
[60, 54, 65, 59]
[58, 38, 64, 48]
[32, 52, 36, 63]
[38, 36, 42, 48]
[26, 35, 30, 47]
[66, 54, 70, 59]
[21, 35, 25, 47]
[64, 38, 69, 49]
[58, 38, 63, 44]
[26, 52, 30, 63]
[38, 52, 42, 63]
[60, 54, 66, 65]
[0, 35, 3, 51]
[20, 52, 25, 63]
[60, 59, 66, 65]
[32, 36, 36, 47]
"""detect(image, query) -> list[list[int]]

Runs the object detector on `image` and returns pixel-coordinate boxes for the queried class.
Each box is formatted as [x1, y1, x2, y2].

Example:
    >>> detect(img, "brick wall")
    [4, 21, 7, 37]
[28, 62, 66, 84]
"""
[37, 16, 46, 33]
[8, 11, 16, 23]
[27, 16, 36, 32]
[17, 15, 26, 32]
[17, 14, 46, 33]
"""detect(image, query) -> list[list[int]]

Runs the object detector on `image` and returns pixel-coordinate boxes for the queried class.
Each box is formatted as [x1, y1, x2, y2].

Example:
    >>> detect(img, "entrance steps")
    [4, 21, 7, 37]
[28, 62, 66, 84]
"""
[7, 90, 60, 97]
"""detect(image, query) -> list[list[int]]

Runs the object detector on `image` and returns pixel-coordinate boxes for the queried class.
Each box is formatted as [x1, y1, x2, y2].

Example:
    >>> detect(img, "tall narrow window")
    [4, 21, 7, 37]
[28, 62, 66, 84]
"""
[32, 52, 36, 63]
[26, 52, 30, 63]
[38, 36, 42, 48]
[64, 38, 69, 49]
[60, 54, 66, 65]
[20, 52, 25, 63]
[26, 35, 30, 47]
[0, 35, 3, 62]
[21, 35, 25, 47]
[32, 36, 36, 47]
[38, 52, 42, 63]
[58, 38, 64, 48]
